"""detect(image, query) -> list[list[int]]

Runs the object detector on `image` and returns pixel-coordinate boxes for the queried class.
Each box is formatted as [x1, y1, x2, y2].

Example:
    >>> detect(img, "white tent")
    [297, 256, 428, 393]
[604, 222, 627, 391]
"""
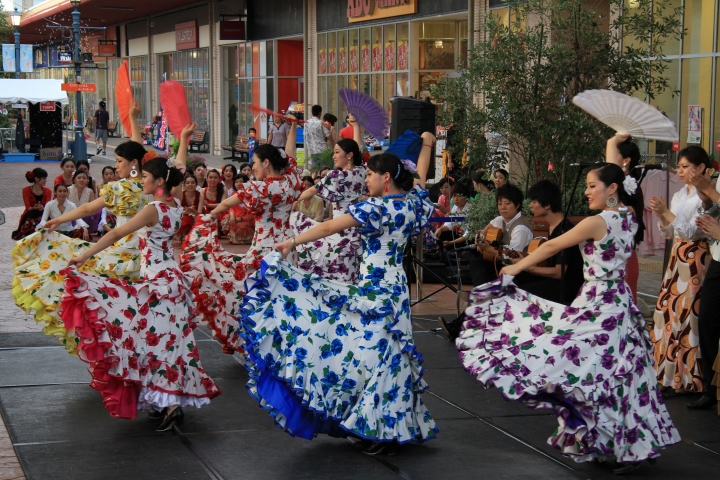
[0, 79, 69, 105]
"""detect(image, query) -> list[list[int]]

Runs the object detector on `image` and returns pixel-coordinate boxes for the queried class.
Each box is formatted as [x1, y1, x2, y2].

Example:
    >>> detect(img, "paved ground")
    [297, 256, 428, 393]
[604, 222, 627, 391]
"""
[3, 145, 719, 479]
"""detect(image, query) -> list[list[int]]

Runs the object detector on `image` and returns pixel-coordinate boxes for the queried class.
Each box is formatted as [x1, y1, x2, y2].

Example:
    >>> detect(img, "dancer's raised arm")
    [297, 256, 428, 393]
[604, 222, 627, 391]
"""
[129, 102, 144, 144]
[415, 132, 436, 189]
[170, 122, 199, 198]
[284, 115, 298, 158]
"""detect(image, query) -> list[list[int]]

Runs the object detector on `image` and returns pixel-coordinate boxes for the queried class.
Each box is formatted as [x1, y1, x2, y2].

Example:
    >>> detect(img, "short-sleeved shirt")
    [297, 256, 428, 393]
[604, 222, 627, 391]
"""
[339, 125, 354, 140]
[268, 123, 291, 148]
[94, 109, 110, 130]
[304, 117, 331, 156]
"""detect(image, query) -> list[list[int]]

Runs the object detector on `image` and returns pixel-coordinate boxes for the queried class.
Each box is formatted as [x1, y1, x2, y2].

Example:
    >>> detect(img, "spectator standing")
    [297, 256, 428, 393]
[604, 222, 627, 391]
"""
[304, 105, 331, 170]
[339, 114, 356, 140]
[247, 128, 259, 160]
[93, 101, 110, 155]
[12, 168, 52, 240]
[323, 113, 339, 150]
[268, 116, 291, 149]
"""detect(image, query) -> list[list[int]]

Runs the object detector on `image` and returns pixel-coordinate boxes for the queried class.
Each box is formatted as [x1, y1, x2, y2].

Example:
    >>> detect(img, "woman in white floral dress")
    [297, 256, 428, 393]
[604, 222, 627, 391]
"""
[239, 132, 439, 454]
[180, 126, 303, 354]
[457, 164, 680, 474]
[61, 158, 221, 431]
[291, 123, 367, 282]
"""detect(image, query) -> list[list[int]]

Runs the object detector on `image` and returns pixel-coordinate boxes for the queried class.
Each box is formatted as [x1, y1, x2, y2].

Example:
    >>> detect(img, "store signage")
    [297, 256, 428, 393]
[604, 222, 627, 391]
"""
[349, 45, 358, 72]
[11, 104, 27, 109]
[339, 47, 347, 73]
[40, 102, 56, 112]
[397, 40, 408, 70]
[61, 83, 97, 92]
[372, 43, 382, 71]
[319, 49, 327, 74]
[715, 140, 720, 151]
[385, 41, 395, 70]
[98, 44, 117, 57]
[34, 46, 48, 68]
[361, 44, 370, 72]
[347, 0, 417, 23]
[176, 21, 199, 50]
[671, 141, 680, 152]
[328, 48, 336, 74]
[58, 51, 73, 63]
[220, 21, 246, 41]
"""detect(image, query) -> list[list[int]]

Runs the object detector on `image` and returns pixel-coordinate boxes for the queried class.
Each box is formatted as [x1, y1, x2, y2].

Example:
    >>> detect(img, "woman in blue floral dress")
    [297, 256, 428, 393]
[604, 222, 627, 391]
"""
[457, 164, 680, 474]
[239, 132, 439, 453]
[291, 124, 367, 282]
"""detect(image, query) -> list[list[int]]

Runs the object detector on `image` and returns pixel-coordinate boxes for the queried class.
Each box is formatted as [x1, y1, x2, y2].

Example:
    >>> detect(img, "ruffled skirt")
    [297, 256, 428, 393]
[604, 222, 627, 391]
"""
[290, 211, 362, 283]
[457, 276, 680, 463]
[60, 266, 221, 419]
[12, 228, 142, 354]
[238, 252, 438, 443]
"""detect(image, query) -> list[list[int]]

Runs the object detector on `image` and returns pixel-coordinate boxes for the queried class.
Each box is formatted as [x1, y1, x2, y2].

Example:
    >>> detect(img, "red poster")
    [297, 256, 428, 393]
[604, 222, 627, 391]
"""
[349, 46, 358, 72]
[385, 42, 395, 70]
[372, 44, 382, 71]
[397, 41, 408, 70]
[339, 47, 348, 73]
[328, 48, 336, 74]
[319, 49, 327, 74]
[361, 45, 371, 72]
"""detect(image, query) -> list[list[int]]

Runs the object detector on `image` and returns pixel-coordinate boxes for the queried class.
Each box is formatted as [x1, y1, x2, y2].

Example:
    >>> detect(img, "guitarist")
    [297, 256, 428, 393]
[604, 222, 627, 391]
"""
[511, 180, 584, 305]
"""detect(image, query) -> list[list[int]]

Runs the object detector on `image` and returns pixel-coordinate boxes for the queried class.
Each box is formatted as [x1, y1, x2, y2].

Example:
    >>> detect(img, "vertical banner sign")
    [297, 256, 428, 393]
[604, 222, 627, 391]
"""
[372, 42, 382, 71]
[687, 105, 702, 144]
[34, 46, 48, 68]
[349, 45, 358, 72]
[397, 41, 408, 70]
[339, 46, 347, 73]
[2, 45, 15, 72]
[319, 49, 327, 74]
[153, 110, 168, 151]
[385, 41, 395, 70]
[361, 44, 371, 72]
[328, 48, 336, 74]
[20, 45, 33, 72]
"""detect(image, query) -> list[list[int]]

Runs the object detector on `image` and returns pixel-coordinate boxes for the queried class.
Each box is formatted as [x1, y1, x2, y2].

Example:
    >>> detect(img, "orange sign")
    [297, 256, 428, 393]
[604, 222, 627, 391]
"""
[61, 83, 97, 92]
[347, 0, 417, 24]
[672, 141, 680, 152]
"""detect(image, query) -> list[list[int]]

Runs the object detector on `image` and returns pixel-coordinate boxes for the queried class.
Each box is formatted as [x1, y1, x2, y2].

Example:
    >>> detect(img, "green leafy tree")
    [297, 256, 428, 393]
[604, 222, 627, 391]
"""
[433, 0, 683, 209]
[0, 11, 14, 78]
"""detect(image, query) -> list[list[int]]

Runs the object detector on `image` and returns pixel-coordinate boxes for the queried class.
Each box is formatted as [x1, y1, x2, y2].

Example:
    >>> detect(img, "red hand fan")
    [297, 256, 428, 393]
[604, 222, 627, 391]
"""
[248, 105, 305, 123]
[159, 80, 192, 146]
[115, 61, 133, 136]
[338, 88, 389, 140]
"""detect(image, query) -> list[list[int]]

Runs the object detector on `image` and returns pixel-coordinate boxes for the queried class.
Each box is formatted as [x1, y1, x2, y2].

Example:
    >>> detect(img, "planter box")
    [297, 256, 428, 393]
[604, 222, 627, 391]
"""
[2, 153, 37, 162]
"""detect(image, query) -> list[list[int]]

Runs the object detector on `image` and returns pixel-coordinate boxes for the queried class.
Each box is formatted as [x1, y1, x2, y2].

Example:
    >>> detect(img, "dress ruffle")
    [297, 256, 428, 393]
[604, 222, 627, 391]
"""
[457, 275, 680, 463]
[238, 252, 438, 443]
[60, 264, 221, 420]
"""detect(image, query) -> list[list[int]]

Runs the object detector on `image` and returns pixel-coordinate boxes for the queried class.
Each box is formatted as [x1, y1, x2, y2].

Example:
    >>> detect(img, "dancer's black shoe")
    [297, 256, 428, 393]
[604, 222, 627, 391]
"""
[438, 316, 459, 341]
[686, 394, 716, 410]
[156, 407, 184, 431]
[613, 458, 656, 475]
[362, 441, 387, 455]
[148, 408, 167, 420]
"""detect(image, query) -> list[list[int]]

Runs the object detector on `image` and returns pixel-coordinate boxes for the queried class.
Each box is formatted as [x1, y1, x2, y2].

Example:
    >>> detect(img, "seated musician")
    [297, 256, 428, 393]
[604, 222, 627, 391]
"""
[469, 183, 533, 286]
[433, 181, 474, 250]
[511, 180, 584, 305]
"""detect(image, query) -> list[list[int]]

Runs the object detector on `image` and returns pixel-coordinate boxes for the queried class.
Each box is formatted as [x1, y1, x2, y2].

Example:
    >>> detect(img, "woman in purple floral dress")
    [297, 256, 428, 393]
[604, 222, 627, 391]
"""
[457, 164, 679, 474]
[291, 127, 367, 283]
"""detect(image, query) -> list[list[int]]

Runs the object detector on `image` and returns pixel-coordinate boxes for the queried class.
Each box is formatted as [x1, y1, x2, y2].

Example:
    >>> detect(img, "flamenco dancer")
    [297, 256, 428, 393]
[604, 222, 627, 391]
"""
[180, 120, 303, 354]
[290, 120, 368, 282]
[238, 132, 439, 454]
[12, 103, 153, 353]
[456, 164, 679, 474]
[60, 158, 221, 430]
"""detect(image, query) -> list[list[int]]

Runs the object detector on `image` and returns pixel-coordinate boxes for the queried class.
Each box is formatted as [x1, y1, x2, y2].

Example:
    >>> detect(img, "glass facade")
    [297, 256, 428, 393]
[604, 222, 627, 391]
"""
[417, 21, 468, 98]
[157, 49, 210, 134]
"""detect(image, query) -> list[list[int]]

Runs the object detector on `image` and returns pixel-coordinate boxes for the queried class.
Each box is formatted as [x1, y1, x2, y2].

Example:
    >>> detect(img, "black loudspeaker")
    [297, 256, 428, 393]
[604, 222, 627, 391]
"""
[390, 97, 436, 179]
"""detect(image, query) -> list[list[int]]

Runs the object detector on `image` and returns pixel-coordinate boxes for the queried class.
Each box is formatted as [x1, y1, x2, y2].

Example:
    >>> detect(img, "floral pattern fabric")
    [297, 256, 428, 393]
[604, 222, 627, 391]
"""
[291, 166, 367, 282]
[457, 210, 680, 463]
[12, 179, 148, 354]
[60, 199, 221, 419]
[238, 185, 439, 443]
[180, 161, 303, 353]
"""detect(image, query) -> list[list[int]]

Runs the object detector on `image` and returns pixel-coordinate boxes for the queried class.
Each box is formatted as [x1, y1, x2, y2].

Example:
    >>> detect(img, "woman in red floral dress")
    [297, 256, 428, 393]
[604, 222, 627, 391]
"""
[181, 121, 303, 354]
[60, 157, 221, 431]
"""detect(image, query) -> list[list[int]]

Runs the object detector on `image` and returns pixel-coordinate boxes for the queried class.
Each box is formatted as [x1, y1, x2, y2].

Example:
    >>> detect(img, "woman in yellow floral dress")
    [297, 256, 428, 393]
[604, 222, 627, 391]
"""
[12, 103, 185, 354]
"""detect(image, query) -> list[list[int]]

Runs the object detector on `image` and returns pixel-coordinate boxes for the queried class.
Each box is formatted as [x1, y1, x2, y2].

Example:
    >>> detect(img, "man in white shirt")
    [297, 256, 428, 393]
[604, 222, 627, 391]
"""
[304, 105, 331, 170]
[471, 183, 533, 286]
[687, 167, 720, 410]
[433, 181, 474, 250]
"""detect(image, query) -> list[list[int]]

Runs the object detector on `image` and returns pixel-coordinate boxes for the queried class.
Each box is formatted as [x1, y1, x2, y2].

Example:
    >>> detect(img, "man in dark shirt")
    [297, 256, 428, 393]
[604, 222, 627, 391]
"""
[93, 101, 110, 155]
[512, 180, 584, 305]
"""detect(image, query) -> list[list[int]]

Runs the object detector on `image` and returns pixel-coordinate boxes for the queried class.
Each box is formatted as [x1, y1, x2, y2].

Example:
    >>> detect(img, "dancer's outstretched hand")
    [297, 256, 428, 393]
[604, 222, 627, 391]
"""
[499, 264, 521, 277]
[43, 219, 59, 233]
[275, 240, 293, 259]
[68, 253, 90, 268]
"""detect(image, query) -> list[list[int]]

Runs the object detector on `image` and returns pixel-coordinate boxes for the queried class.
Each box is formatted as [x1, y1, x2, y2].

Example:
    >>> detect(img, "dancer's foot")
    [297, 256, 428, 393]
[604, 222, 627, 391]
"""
[156, 406, 184, 431]
[148, 407, 167, 420]
[362, 441, 386, 455]
[613, 458, 656, 475]
[687, 394, 716, 410]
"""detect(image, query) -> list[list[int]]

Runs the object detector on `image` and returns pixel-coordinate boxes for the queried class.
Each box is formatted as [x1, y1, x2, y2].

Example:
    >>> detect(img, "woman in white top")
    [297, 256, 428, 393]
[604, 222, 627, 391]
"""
[38, 184, 89, 240]
[650, 146, 712, 393]
[68, 170, 100, 234]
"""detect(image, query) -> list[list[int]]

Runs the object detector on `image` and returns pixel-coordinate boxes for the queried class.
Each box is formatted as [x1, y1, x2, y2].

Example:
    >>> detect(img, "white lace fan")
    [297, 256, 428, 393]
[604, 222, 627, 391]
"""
[572, 89, 678, 142]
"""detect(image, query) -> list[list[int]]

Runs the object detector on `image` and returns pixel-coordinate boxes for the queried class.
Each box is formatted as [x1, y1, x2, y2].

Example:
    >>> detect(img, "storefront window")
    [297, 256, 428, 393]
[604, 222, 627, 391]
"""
[649, 59, 679, 154]
[360, 28, 371, 73]
[223, 46, 240, 142]
[658, 0, 681, 55]
[158, 49, 210, 134]
[680, 57, 712, 151]
[318, 34, 327, 75]
[129, 56, 148, 125]
[683, 0, 716, 55]
[384, 24, 396, 71]
[327, 32, 337, 75]
[419, 22, 456, 70]
[349, 29, 359, 73]
[338, 31, 348, 74]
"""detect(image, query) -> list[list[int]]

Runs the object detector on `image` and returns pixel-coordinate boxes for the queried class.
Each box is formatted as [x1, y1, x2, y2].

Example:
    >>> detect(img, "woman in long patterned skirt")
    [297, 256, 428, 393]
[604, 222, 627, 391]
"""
[60, 158, 220, 430]
[291, 122, 367, 282]
[457, 164, 679, 474]
[650, 146, 711, 393]
[238, 134, 439, 453]
[180, 123, 303, 354]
